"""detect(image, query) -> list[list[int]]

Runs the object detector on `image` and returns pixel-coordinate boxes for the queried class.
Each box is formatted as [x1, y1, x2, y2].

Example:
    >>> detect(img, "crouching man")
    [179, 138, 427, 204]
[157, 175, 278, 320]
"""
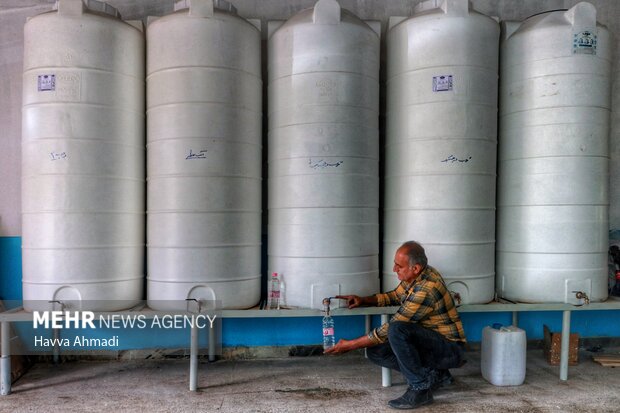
[325, 241, 466, 410]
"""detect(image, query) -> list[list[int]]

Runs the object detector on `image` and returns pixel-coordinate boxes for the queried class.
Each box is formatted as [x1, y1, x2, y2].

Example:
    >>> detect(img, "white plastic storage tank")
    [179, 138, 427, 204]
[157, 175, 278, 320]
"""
[21, 0, 145, 311]
[147, 0, 261, 310]
[497, 3, 612, 304]
[383, 0, 499, 304]
[268, 0, 380, 309]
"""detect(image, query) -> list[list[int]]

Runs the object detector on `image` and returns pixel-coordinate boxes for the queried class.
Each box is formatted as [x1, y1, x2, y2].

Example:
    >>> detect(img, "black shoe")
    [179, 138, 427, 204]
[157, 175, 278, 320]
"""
[431, 370, 454, 391]
[388, 388, 433, 410]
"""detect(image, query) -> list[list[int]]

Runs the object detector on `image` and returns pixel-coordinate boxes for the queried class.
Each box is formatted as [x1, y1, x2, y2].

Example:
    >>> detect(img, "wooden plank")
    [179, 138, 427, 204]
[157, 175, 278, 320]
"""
[592, 355, 620, 362]
[592, 357, 620, 367]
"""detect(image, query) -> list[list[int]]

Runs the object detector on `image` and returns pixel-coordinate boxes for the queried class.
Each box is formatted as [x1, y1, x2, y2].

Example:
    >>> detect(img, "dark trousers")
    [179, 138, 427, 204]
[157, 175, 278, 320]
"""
[367, 321, 464, 390]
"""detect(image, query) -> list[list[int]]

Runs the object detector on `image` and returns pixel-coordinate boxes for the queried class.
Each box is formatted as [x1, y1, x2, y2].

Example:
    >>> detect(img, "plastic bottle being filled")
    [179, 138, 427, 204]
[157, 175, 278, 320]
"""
[322, 298, 335, 350]
[267, 272, 281, 310]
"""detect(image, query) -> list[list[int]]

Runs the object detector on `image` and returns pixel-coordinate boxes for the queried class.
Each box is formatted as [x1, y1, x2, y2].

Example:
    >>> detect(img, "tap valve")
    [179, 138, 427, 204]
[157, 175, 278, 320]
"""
[572, 291, 590, 305]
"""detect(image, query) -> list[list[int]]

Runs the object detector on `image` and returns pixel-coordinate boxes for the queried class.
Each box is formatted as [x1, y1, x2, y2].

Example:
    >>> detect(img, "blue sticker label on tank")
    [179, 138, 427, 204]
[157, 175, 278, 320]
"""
[37, 74, 55, 91]
[433, 75, 453, 92]
[573, 30, 597, 55]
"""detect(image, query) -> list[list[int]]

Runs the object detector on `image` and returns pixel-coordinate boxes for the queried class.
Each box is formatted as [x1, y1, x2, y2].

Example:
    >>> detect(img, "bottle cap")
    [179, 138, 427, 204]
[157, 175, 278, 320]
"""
[272, 272, 278, 277]
[615, 270, 620, 280]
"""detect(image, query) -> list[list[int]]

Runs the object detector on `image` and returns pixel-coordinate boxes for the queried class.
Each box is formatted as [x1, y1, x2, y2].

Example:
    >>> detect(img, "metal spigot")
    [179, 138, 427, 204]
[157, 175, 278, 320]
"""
[186, 298, 203, 313]
[48, 300, 66, 310]
[572, 291, 590, 305]
[322, 297, 331, 316]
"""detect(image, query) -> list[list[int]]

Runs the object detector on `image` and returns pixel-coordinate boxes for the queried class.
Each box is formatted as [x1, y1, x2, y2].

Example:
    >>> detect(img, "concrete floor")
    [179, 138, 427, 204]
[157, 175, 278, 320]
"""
[1, 348, 620, 413]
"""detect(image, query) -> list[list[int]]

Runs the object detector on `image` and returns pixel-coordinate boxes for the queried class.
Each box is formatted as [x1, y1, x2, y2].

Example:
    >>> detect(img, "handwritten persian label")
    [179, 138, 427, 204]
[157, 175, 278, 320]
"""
[441, 155, 471, 164]
[433, 75, 453, 92]
[573, 30, 597, 55]
[186, 149, 207, 160]
[308, 158, 343, 169]
[49, 152, 67, 161]
[38, 74, 55, 92]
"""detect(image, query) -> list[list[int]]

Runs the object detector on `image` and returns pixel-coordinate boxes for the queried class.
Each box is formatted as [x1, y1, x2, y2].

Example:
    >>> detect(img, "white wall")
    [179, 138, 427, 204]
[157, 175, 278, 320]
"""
[1, 0, 619, 236]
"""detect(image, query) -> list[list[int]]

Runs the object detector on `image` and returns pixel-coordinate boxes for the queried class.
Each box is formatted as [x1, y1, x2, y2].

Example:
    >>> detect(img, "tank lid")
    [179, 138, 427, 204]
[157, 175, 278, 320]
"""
[272, 0, 377, 38]
[54, 0, 121, 19]
[313, 0, 341, 24]
[174, 0, 238, 16]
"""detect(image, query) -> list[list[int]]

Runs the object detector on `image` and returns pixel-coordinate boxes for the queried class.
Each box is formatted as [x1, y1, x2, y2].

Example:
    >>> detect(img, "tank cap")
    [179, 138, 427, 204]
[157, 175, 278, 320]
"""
[565, 2, 596, 28]
[313, 0, 341, 24]
[174, 0, 237, 16]
[55, 0, 121, 19]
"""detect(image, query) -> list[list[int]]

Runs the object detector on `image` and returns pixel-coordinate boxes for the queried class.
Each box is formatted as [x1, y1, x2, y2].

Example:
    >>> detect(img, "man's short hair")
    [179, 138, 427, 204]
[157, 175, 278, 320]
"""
[399, 241, 428, 268]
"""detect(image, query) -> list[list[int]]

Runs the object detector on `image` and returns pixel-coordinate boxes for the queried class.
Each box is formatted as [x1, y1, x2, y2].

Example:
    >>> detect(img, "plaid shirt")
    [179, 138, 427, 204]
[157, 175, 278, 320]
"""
[368, 265, 466, 345]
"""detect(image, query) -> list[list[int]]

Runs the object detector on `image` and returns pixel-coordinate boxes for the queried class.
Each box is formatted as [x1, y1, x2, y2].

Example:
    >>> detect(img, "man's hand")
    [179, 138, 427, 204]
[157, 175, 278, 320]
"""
[324, 339, 354, 355]
[336, 295, 362, 309]
[324, 335, 374, 355]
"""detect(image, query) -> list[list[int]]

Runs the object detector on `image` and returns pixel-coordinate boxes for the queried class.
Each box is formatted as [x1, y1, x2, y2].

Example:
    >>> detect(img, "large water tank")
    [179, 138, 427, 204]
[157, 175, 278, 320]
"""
[383, 0, 499, 304]
[21, 0, 144, 311]
[146, 0, 261, 310]
[497, 3, 612, 304]
[268, 0, 380, 309]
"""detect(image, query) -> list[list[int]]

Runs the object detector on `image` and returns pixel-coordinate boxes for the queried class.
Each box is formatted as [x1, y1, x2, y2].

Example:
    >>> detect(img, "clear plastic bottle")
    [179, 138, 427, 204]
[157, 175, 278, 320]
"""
[322, 298, 335, 350]
[267, 272, 281, 310]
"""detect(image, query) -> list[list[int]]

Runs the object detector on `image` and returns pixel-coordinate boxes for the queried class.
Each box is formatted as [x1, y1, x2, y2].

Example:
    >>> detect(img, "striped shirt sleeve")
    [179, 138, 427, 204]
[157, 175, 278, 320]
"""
[373, 282, 408, 307]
